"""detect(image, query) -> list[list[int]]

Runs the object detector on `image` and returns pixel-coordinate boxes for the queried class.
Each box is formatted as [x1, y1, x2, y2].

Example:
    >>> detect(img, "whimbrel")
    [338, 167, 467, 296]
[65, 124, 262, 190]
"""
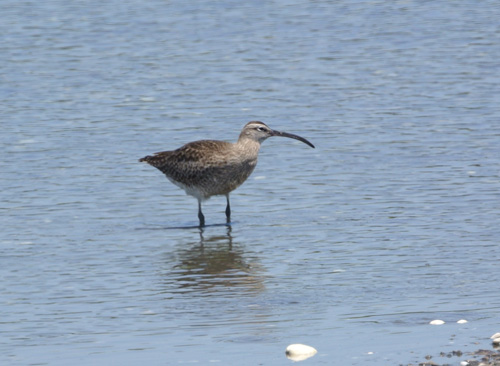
[139, 121, 315, 226]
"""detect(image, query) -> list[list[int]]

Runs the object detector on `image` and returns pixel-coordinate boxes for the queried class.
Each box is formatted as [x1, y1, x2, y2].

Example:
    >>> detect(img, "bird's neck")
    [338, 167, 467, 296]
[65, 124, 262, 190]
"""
[235, 135, 262, 158]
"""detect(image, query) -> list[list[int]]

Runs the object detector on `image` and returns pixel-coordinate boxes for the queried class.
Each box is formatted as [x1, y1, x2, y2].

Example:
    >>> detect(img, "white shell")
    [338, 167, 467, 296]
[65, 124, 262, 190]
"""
[457, 319, 468, 324]
[492, 337, 500, 345]
[490, 332, 500, 339]
[285, 344, 318, 361]
[460, 361, 469, 366]
[429, 319, 445, 325]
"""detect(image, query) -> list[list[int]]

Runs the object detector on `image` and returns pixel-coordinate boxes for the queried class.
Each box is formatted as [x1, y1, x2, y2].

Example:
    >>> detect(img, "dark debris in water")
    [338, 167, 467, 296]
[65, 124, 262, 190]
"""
[403, 347, 500, 366]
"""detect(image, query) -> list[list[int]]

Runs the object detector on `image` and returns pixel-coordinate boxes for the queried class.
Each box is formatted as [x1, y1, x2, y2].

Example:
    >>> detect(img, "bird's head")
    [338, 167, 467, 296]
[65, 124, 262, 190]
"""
[239, 121, 315, 148]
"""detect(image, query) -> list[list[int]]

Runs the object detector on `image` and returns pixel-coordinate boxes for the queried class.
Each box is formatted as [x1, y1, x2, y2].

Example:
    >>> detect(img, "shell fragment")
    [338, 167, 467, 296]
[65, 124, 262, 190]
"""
[286, 344, 318, 361]
[429, 319, 445, 325]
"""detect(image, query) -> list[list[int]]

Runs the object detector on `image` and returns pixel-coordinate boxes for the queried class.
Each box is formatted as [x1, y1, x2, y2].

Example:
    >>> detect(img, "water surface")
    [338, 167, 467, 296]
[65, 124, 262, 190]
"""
[2, 1, 500, 365]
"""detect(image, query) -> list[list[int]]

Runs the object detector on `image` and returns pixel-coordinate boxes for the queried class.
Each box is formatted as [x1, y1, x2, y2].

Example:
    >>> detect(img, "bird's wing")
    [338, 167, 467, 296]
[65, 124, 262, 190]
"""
[139, 140, 234, 182]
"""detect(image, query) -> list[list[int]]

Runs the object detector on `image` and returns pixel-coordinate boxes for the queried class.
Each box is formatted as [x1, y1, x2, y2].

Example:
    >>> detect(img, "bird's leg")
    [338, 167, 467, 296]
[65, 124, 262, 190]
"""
[225, 194, 231, 224]
[198, 200, 205, 227]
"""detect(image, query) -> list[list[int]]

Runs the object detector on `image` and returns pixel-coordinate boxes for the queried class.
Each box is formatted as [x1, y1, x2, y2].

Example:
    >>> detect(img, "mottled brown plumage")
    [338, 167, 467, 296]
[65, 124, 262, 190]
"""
[139, 121, 314, 226]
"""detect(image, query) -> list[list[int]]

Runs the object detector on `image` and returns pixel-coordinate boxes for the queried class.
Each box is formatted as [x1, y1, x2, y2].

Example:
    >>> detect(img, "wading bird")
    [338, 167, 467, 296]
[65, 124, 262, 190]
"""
[139, 121, 315, 226]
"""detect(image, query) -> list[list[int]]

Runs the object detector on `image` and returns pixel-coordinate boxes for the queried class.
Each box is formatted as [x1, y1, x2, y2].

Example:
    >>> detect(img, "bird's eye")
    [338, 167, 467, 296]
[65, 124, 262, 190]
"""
[257, 126, 267, 132]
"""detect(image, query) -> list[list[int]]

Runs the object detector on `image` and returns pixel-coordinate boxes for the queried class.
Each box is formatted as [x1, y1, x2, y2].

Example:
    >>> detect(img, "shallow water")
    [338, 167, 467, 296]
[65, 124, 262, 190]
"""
[2, 0, 500, 365]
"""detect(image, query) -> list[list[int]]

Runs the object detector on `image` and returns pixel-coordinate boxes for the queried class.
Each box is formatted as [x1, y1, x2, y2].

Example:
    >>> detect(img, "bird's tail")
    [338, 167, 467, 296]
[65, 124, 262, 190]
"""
[138, 151, 171, 167]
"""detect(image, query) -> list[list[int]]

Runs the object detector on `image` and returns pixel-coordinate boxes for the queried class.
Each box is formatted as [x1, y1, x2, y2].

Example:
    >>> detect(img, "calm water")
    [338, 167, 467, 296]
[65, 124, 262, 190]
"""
[2, 0, 500, 365]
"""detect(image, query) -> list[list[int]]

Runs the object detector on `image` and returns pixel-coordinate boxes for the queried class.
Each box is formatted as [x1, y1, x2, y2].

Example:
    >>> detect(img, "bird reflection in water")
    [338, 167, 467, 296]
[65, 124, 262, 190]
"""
[164, 226, 265, 295]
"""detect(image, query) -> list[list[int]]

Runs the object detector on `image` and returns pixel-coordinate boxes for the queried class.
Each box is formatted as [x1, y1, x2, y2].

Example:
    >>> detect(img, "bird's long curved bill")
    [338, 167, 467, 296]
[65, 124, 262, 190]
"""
[272, 130, 315, 148]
